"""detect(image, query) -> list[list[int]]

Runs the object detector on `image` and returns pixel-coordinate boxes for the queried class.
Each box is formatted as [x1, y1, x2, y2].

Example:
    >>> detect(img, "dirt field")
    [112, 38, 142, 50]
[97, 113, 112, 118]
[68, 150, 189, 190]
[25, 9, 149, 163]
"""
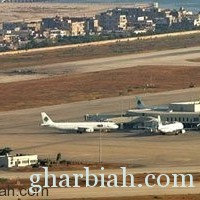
[0, 2, 134, 23]
[66, 195, 200, 200]
[188, 58, 200, 62]
[2, 170, 200, 200]
[0, 65, 199, 111]
[1, 175, 200, 200]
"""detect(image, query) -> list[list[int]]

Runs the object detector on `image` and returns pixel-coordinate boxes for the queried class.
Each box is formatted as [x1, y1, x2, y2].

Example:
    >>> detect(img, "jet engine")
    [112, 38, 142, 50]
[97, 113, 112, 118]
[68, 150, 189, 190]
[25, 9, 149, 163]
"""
[85, 128, 94, 133]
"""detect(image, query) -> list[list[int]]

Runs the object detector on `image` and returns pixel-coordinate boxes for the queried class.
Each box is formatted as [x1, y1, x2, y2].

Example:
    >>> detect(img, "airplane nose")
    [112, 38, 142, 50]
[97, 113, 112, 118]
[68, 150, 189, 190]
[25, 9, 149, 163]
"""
[114, 124, 119, 129]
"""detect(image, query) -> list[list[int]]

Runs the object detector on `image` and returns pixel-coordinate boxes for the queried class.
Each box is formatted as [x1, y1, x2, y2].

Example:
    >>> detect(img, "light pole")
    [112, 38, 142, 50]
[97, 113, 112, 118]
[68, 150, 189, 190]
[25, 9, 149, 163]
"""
[121, 95, 124, 117]
[99, 127, 102, 163]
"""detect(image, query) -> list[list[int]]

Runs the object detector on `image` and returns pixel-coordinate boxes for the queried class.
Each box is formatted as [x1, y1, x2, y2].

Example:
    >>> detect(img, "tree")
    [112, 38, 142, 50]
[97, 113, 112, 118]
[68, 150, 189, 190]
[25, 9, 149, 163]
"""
[0, 147, 13, 155]
[56, 153, 61, 164]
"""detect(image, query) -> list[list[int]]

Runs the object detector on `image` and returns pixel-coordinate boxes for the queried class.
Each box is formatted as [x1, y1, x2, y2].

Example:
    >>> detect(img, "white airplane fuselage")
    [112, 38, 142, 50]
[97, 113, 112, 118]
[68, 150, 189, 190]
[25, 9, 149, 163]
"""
[41, 112, 119, 133]
[43, 121, 118, 132]
[147, 115, 186, 135]
[158, 122, 185, 134]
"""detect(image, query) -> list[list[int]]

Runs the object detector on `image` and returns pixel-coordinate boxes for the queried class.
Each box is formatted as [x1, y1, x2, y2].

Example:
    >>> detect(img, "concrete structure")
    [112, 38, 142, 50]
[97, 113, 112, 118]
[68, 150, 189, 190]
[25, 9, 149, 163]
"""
[169, 101, 200, 112]
[85, 17, 100, 35]
[3, 22, 27, 31]
[125, 101, 200, 129]
[126, 109, 200, 129]
[86, 100, 200, 129]
[70, 20, 86, 36]
[0, 154, 38, 168]
[27, 20, 42, 32]
[42, 17, 61, 30]
[97, 9, 127, 31]
[62, 18, 86, 37]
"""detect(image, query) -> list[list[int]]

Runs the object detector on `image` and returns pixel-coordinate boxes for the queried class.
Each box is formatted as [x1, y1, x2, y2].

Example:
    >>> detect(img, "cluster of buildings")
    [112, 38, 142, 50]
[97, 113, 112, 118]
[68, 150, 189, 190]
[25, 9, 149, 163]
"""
[0, 3, 200, 50]
[85, 99, 200, 130]
[0, 16, 100, 50]
[98, 3, 200, 34]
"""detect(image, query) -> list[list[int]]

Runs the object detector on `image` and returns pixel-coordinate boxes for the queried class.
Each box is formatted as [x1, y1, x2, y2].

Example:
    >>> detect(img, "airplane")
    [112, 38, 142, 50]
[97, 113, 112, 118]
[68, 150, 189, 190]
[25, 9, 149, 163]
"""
[136, 96, 169, 111]
[151, 115, 185, 135]
[41, 112, 119, 133]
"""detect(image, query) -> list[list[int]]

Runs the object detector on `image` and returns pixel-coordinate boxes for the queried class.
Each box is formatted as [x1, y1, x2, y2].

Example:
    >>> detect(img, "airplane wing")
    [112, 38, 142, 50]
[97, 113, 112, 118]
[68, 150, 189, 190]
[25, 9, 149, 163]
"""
[138, 125, 157, 132]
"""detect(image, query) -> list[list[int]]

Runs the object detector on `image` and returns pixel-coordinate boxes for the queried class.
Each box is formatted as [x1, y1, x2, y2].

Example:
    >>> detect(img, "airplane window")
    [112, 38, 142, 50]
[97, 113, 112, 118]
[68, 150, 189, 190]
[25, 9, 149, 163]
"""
[97, 124, 103, 128]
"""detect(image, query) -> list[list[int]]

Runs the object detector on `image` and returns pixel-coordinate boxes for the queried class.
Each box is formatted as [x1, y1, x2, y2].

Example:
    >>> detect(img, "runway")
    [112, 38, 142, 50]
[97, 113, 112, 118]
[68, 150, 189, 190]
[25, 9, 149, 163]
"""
[1, 46, 200, 83]
[28, 46, 200, 75]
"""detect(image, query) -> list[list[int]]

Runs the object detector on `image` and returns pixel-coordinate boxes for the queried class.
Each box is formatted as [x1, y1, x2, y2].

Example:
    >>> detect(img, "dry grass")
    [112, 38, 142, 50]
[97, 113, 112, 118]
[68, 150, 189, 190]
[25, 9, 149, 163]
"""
[0, 65, 200, 111]
[65, 195, 200, 200]
[1, 34, 200, 70]
[187, 58, 200, 62]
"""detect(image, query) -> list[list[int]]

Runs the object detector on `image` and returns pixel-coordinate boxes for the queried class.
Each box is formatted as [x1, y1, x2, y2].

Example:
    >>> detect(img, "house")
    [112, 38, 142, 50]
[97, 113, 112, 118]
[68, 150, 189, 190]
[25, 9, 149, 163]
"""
[97, 9, 127, 31]
[0, 154, 38, 168]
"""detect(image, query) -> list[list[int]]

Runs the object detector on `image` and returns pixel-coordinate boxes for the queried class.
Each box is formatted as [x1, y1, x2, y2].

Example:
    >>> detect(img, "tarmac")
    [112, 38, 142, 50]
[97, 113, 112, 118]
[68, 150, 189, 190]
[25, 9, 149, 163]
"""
[0, 88, 200, 168]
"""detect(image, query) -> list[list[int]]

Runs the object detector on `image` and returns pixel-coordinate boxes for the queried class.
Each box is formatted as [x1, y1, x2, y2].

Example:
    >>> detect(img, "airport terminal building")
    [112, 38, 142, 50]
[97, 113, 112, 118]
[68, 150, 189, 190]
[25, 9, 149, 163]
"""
[86, 101, 200, 130]
[126, 101, 200, 129]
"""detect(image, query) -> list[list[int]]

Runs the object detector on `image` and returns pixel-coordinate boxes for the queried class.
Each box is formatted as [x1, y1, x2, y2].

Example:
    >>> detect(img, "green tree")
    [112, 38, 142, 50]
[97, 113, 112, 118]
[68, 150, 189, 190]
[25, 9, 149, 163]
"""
[56, 153, 61, 164]
[0, 147, 13, 155]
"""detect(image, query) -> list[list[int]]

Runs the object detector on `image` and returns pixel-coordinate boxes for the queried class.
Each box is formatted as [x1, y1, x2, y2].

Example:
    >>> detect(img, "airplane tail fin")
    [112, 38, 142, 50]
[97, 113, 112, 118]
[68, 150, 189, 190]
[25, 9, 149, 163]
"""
[41, 112, 54, 126]
[157, 115, 163, 127]
[136, 96, 146, 109]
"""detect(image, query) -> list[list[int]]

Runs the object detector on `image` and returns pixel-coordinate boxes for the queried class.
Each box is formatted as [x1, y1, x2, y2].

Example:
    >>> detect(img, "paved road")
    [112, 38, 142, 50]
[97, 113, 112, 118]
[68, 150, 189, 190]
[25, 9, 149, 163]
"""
[10, 46, 200, 74]
[1, 46, 200, 83]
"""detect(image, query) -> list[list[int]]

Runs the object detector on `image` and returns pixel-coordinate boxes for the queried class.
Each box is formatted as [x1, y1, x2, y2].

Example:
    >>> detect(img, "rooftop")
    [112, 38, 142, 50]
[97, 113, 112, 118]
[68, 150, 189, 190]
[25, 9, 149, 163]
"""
[170, 101, 200, 105]
[126, 109, 200, 115]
